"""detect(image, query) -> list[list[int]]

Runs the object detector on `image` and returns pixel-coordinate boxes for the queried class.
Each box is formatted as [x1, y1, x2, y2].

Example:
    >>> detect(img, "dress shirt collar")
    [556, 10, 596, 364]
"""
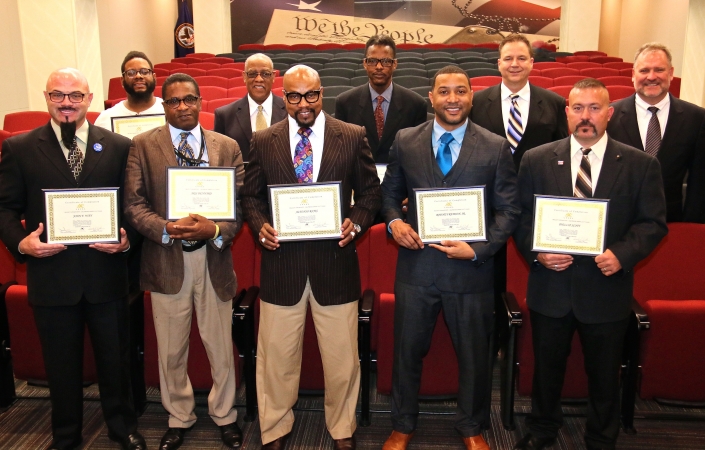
[432, 118, 468, 147]
[634, 92, 670, 115]
[247, 93, 273, 115]
[50, 119, 90, 147]
[168, 123, 202, 145]
[369, 83, 393, 104]
[500, 81, 531, 101]
[287, 111, 326, 141]
[570, 132, 608, 161]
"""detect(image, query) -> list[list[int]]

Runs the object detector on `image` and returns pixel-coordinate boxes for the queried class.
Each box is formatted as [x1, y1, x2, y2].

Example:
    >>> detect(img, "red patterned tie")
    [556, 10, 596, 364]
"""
[293, 128, 313, 183]
[374, 95, 385, 139]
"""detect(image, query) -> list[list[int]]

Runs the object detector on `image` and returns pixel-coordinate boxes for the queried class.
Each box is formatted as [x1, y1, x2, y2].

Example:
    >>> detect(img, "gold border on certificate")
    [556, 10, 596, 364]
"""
[110, 114, 166, 139]
[531, 195, 609, 256]
[269, 182, 342, 241]
[166, 167, 237, 221]
[43, 188, 120, 245]
[415, 186, 486, 243]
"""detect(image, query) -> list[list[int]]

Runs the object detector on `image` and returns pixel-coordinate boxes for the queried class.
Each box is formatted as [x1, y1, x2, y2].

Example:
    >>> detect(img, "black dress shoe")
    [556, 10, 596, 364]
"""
[160, 427, 191, 450]
[108, 431, 147, 450]
[262, 432, 290, 450]
[45, 439, 82, 450]
[513, 433, 556, 450]
[333, 434, 356, 450]
[220, 422, 243, 448]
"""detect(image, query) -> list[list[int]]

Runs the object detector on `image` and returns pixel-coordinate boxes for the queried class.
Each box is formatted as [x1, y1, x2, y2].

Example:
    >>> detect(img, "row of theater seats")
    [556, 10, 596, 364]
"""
[2, 222, 704, 427]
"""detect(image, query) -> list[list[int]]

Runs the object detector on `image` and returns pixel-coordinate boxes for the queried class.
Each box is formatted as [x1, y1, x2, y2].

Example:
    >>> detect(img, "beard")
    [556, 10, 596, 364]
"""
[293, 108, 317, 128]
[59, 116, 77, 148]
[573, 120, 598, 138]
[123, 78, 156, 102]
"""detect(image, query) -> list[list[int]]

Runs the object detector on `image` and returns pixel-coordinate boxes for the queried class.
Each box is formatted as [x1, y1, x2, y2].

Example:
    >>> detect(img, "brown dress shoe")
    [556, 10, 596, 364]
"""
[463, 434, 490, 450]
[261, 432, 290, 450]
[333, 434, 356, 450]
[382, 431, 414, 450]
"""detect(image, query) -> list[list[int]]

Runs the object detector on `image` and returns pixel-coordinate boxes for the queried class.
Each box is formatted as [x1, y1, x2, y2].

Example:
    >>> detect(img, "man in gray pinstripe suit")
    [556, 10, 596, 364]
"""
[241, 65, 382, 450]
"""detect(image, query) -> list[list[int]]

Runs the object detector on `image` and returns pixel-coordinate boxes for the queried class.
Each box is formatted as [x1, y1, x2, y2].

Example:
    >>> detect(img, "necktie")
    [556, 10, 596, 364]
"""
[644, 106, 661, 157]
[574, 148, 593, 198]
[255, 105, 267, 132]
[507, 94, 523, 154]
[374, 95, 385, 139]
[67, 136, 83, 181]
[178, 132, 195, 167]
[436, 132, 454, 176]
[294, 128, 313, 183]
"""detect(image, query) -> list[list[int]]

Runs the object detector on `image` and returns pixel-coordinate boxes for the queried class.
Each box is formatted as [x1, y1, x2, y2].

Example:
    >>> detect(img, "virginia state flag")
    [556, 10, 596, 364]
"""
[174, 0, 195, 57]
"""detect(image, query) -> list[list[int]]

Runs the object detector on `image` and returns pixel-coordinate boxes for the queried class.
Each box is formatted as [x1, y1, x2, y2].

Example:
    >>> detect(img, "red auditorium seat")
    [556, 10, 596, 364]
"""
[589, 56, 624, 64]
[195, 86, 226, 104]
[263, 44, 291, 51]
[221, 62, 246, 70]
[470, 75, 502, 86]
[189, 62, 220, 71]
[580, 67, 620, 78]
[533, 62, 566, 70]
[190, 52, 215, 59]
[0, 130, 13, 152]
[316, 43, 345, 51]
[238, 44, 265, 51]
[556, 56, 590, 63]
[566, 62, 601, 70]
[552, 75, 586, 87]
[619, 68, 632, 77]
[670, 77, 681, 98]
[541, 67, 580, 78]
[527, 76, 553, 89]
[573, 51, 607, 57]
[606, 85, 635, 100]
[204, 57, 235, 64]
[548, 85, 574, 99]
[475, 42, 499, 49]
[200, 111, 215, 130]
[205, 98, 237, 113]
[154, 62, 187, 71]
[153, 68, 170, 77]
[227, 86, 248, 99]
[472, 86, 489, 92]
[86, 111, 100, 124]
[342, 43, 365, 50]
[290, 43, 317, 51]
[208, 68, 242, 78]
[603, 62, 633, 71]
[171, 68, 207, 77]
[3, 111, 50, 132]
[194, 76, 229, 89]
[597, 76, 633, 87]
[272, 87, 284, 97]
[172, 57, 201, 65]
[107, 76, 127, 100]
[529, 69, 542, 77]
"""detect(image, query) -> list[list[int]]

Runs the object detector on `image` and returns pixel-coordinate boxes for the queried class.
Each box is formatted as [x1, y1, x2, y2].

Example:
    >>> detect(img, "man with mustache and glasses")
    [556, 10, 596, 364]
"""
[607, 43, 705, 223]
[214, 53, 287, 161]
[124, 73, 245, 450]
[241, 65, 381, 450]
[513, 79, 667, 450]
[0, 68, 146, 449]
[380, 66, 520, 450]
[95, 51, 164, 131]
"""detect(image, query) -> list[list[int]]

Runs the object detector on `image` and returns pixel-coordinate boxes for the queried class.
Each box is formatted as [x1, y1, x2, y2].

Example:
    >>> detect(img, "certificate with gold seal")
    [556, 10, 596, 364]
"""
[43, 188, 120, 245]
[111, 114, 166, 139]
[532, 195, 609, 256]
[414, 186, 486, 243]
[166, 167, 237, 221]
[269, 182, 342, 241]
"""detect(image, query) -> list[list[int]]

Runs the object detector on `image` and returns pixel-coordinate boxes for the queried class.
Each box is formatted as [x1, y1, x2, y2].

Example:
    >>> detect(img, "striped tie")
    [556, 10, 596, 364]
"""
[507, 94, 523, 154]
[644, 106, 661, 157]
[574, 148, 593, 198]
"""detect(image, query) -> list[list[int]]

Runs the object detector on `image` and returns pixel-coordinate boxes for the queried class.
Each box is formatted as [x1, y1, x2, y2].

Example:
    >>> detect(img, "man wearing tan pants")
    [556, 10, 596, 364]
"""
[241, 65, 382, 450]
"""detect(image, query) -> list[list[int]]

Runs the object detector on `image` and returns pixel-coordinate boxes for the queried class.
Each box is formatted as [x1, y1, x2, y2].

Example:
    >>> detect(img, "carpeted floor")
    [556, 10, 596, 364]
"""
[1, 370, 704, 450]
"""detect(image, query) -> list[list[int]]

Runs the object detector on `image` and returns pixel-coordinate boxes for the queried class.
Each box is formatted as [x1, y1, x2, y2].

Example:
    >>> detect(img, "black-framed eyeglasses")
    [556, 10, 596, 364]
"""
[283, 89, 321, 104]
[48, 91, 87, 103]
[123, 68, 153, 78]
[364, 58, 396, 68]
[163, 95, 200, 109]
[245, 70, 274, 79]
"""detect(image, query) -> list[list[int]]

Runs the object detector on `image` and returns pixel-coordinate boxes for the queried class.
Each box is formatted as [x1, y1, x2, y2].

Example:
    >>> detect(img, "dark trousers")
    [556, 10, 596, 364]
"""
[391, 281, 494, 437]
[33, 296, 137, 448]
[526, 309, 629, 449]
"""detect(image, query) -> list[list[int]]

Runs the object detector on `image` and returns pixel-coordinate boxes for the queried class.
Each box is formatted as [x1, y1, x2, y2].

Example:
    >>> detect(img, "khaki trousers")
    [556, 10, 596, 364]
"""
[257, 278, 359, 444]
[151, 246, 238, 428]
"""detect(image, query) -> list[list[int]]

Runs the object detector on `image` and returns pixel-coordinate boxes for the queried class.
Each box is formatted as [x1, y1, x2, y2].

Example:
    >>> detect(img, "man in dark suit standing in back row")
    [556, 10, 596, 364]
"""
[214, 53, 287, 161]
[335, 34, 428, 163]
[607, 42, 705, 223]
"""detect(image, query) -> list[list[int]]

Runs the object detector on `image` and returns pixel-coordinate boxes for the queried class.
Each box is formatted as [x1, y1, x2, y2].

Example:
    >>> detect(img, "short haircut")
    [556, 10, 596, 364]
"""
[573, 78, 607, 91]
[499, 34, 534, 58]
[244, 53, 274, 70]
[162, 73, 200, 98]
[364, 35, 397, 58]
[121, 51, 153, 74]
[634, 42, 672, 65]
[431, 65, 471, 90]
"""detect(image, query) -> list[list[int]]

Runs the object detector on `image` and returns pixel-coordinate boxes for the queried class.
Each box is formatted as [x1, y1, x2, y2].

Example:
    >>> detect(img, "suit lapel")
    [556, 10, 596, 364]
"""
[318, 115, 340, 182]
[204, 129, 221, 166]
[417, 121, 439, 187]
[617, 95, 643, 150]
[78, 125, 103, 185]
[520, 85, 545, 149]
[593, 139, 623, 199]
[358, 88, 378, 147]
[381, 84, 403, 146]
[156, 125, 179, 165]
[550, 139, 573, 197]
[446, 121, 477, 186]
[485, 85, 506, 135]
[660, 94, 683, 152]
[269, 120, 299, 184]
[37, 123, 78, 185]
[235, 100, 253, 143]
[272, 96, 288, 123]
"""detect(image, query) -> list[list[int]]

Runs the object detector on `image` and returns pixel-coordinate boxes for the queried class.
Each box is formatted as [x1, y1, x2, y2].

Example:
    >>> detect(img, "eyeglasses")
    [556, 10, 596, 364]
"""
[245, 71, 274, 79]
[364, 58, 396, 68]
[48, 91, 87, 103]
[163, 95, 200, 109]
[122, 68, 153, 78]
[283, 89, 321, 104]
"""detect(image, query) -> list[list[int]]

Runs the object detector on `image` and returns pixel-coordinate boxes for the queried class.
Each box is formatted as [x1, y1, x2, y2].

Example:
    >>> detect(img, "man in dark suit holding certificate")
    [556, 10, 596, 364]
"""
[513, 79, 667, 450]
[380, 65, 520, 450]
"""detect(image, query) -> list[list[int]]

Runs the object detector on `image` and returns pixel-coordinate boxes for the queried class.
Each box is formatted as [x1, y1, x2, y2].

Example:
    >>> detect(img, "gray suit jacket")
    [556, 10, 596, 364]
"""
[124, 124, 245, 301]
[381, 120, 520, 293]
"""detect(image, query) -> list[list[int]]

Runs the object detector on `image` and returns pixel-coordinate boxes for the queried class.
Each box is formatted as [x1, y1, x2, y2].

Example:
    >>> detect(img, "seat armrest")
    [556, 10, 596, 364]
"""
[502, 292, 523, 327]
[359, 289, 374, 321]
[631, 297, 649, 330]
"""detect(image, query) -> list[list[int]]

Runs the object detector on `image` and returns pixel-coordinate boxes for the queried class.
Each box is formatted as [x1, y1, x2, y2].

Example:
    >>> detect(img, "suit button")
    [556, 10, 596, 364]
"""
[442, 180, 447, 184]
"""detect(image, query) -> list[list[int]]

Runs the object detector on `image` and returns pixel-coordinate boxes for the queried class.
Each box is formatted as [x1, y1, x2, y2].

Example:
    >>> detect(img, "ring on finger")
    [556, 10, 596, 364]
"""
[350, 231, 356, 238]
[261, 237, 266, 244]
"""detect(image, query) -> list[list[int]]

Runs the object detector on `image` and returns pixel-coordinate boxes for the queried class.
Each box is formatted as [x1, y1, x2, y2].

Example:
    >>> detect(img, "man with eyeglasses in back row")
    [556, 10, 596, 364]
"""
[214, 53, 288, 161]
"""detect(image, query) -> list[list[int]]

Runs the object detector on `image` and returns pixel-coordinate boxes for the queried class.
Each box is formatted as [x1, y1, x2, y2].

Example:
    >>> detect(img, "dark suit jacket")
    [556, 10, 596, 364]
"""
[124, 125, 245, 301]
[607, 93, 705, 223]
[0, 123, 132, 306]
[213, 95, 288, 161]
[335, 82, 428, 163]
[515, 136, 668, 324]
[381, 120, 520, 293]
[470, 83, 568, 169]
[241, 114, 382, 306]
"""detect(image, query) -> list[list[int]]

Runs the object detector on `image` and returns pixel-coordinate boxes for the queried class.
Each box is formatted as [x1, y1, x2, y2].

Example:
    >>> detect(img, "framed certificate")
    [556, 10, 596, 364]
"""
[269, 182, 343, 241]
[43, 188, 120, 245]
[531, 195, 609, 256]
[375, 164, 388, 183]
[414, 186, 487, 243]
[111, 114, 166, 139]
[166, 167, 237, 221]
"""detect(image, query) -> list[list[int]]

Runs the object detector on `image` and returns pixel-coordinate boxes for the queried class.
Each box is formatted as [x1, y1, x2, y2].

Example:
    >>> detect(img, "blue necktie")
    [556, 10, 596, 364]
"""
[436, 132, 454, 176]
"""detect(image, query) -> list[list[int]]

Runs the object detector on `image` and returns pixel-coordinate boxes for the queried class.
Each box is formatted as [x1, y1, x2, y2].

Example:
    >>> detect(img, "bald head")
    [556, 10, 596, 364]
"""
[243, 53, 275, 104]
[44, 68, 93, 128]
[283, 65, 323, 128]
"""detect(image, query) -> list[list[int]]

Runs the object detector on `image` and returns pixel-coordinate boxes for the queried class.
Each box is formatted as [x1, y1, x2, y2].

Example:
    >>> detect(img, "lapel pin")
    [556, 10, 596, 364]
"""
[616, 154, 621, 160]
[557, 160, 564, 165]
[93, 143, 103, 152]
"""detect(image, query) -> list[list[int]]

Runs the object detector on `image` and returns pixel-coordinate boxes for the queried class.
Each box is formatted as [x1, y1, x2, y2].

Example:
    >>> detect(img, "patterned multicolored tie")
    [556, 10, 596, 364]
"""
[374, 95, 385, 139]
[574, 148, 593, 198]
[178, 131, 195, 166]
[507, 94, 523, 154]
[255, 105, 267, 131]
[436, 132, 454, 176]
[67, 136, 83, 181]
[294, 128, 313, 183]
[644, 106, 661, 157]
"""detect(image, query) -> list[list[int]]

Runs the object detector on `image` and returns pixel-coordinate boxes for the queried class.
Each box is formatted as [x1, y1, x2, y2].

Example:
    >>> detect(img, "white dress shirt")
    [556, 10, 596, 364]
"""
[500, 82, 531, 138]
[570, 133, 608, 196]
[168, 123, 209, 165]
[288, 113, 326, 182]
[248, 93, 274, 131]
[635, 94, 670, 149]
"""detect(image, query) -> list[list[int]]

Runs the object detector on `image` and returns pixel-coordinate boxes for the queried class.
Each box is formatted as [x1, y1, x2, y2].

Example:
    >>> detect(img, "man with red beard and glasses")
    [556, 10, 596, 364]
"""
[241, 65, 381, 450]
[95, 51, 164, 131]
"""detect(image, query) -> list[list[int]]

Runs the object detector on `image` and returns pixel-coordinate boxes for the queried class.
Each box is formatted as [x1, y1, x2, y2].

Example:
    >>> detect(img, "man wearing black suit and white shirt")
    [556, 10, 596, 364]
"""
[214, 53, 287, 161]
[607, 42, 705, 223]
[513, 79, 667, 450]
[335, 34, 428, 164]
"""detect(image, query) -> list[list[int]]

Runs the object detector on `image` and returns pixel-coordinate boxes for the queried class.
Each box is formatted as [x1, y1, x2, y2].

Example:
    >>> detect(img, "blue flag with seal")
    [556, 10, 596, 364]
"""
[174, 0, 194, 57]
